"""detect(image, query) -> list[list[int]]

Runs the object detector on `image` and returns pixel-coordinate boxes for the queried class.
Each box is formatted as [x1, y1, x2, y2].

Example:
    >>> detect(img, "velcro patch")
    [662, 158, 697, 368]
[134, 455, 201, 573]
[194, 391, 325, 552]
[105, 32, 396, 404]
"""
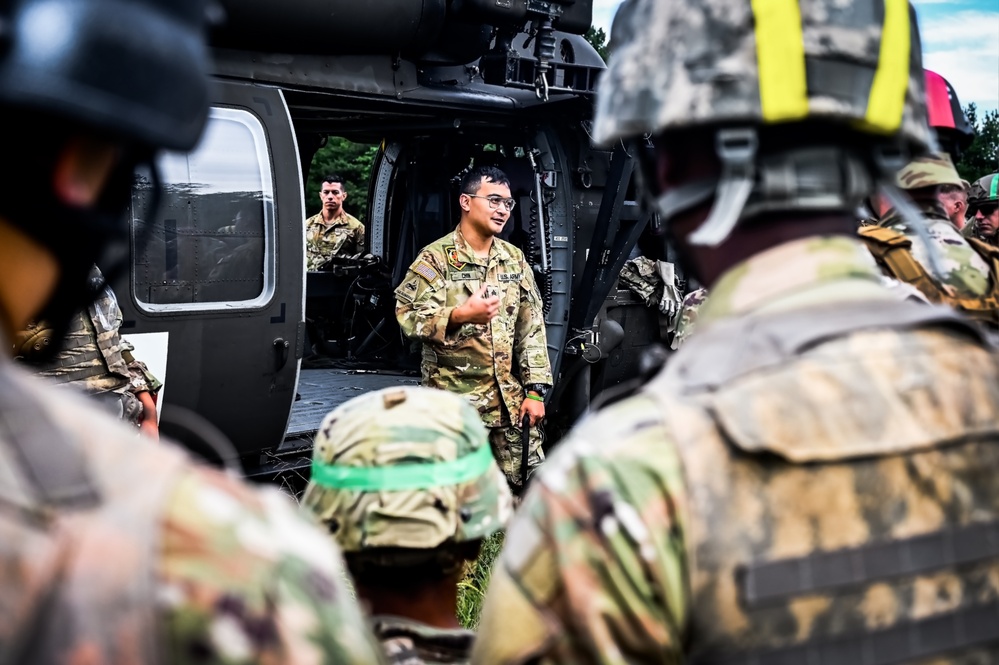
[414, 261, 441, 284]
[498, 272, 522, 282]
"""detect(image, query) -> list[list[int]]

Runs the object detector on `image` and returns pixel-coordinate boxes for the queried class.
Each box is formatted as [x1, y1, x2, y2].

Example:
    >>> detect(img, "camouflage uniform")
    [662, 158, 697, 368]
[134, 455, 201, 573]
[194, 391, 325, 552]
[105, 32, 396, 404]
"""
[0, 353, 384, 664]
[305, 211, 365, 270]
[670, 287, 707, 350]
[15, 268, 160, 426]
[474, 235, 999, 664]
[394, 226, 552, 491]
[301, 386, 513, 665]
[618, 257, 682, 316]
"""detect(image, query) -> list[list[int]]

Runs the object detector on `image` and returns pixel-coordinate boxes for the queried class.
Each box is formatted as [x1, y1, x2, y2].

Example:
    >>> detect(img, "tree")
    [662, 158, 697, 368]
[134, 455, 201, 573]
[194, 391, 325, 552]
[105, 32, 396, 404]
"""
[306, 137, 379, 221]
[584, 26, 609, 62]
[956, 103, 999, 183]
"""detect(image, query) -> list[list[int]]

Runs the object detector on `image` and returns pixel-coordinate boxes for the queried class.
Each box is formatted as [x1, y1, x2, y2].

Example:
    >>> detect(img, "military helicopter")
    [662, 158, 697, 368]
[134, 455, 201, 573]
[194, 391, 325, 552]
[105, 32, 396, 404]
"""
[112, 0, 669, 487]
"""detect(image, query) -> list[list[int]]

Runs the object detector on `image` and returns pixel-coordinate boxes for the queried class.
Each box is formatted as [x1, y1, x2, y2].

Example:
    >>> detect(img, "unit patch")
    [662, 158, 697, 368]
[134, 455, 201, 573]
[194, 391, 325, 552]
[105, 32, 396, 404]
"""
[498, 273, 522, 282]
[446, 245, 466, 270]
[414, 260, 441, 284]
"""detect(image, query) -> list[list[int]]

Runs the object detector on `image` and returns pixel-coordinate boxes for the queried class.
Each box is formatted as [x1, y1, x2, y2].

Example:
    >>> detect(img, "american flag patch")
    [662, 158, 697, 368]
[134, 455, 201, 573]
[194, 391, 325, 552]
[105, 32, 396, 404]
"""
[414, 261, 440, 284]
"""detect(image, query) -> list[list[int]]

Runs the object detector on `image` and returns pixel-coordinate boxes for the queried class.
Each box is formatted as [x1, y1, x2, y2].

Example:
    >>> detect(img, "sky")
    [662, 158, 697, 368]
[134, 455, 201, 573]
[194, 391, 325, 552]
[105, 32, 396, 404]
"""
[590, 0, 999, 115]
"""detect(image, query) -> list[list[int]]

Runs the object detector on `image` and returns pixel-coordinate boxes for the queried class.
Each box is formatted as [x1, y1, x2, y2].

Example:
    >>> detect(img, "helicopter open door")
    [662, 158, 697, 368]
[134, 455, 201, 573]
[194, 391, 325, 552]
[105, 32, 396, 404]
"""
[113, 80, 306, 468]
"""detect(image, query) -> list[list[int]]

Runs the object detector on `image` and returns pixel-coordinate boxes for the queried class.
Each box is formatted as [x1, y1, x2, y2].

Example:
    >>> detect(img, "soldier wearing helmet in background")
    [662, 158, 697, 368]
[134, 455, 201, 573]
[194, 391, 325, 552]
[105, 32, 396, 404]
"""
[474, 0, 999, 663]
[965, 173, 999, 246]
[0, 1, 383, 662]
[302, 386, 513, 664]
[861, 153, 999, 328]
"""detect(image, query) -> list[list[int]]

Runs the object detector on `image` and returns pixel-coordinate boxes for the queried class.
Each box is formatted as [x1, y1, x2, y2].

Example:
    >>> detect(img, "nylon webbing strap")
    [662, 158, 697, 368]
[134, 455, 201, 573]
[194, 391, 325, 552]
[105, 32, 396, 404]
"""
[0, 368, 99, 506]
[991, 176, 998, 199]
[691, 601, 999, 665]
[865, 0, 911, 133]
[751, 0, 808, 122]
[741, 519, 999, 608]
[311, 443, 494, 492]
[668, 300, 983, 393]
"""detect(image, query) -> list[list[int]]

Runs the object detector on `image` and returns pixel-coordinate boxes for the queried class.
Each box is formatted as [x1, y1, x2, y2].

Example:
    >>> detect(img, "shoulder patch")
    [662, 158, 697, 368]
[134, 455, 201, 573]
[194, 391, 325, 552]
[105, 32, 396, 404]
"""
[414, 260, 441, 284]
[446, 245, 466, 270]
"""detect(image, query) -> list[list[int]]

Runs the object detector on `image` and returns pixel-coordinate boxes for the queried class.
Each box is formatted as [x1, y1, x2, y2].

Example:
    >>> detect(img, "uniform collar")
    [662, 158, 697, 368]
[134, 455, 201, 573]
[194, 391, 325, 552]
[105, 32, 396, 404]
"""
[314, 210, 351, 227]
[452, 225, 509, 266]
[698, 235, 887, 326]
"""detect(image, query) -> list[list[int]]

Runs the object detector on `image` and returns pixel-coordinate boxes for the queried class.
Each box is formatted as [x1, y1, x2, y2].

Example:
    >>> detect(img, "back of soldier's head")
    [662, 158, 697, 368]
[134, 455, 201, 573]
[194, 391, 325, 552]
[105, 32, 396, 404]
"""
[594, 0, 933, 251]
[0, 0, 212, 352]
[302, 386, 513, 586]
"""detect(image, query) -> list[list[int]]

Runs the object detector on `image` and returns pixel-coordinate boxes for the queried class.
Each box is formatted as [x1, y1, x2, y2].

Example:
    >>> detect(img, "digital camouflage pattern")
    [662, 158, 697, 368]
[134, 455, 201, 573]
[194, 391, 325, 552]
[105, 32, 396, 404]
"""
[872, 199, 993, 299]
[301, 386, 512, 558]
[0, 357, 384, 665]
[394, 226, 552, 488]
[894, 152, 964, 190]
[670, 287, 707, 350]
[473, 235, 999, 664]
[15, 268, 160, 425]
[305, 211, 365, 270]
[373, 616, 474, 665]
[591, 0, 932, 151]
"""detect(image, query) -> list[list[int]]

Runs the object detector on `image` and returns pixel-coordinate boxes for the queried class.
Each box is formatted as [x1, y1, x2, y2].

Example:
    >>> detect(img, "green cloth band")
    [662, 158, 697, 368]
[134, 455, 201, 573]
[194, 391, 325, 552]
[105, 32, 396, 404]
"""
[525, 394, 544, 402]
[311, 444, 494, 492]
[990, 176, 998, 199]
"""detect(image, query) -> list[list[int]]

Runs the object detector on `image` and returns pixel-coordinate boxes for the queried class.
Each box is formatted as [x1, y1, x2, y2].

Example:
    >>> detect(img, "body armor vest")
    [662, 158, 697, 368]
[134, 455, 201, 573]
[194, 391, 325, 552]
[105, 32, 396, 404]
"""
[860, 225, 999, 327]
[0, 363, 187, 663]
[643, 300, 999, 663]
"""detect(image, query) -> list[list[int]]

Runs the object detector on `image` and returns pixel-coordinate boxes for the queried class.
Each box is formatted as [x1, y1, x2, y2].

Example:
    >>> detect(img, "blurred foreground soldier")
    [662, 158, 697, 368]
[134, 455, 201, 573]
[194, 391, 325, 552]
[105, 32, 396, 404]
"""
[964, 173, 999, 245]
[861, 154, 999, 327]
[475, 0, 999, 663]
[395, 166, 552, 494]
[0, 0, 382, 662]
[302, 386, 513, 664]
[15, 266, 161, 438]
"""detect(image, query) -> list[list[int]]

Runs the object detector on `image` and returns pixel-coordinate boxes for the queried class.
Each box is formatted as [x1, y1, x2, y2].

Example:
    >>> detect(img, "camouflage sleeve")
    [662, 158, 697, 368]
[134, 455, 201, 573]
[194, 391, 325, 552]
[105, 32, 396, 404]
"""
[514, 261, 552, 387]
[159, 467, 386, 664]
[356, 224, 366, 254]
[473, 395, 691, 664]
[394, 252, 455, 346]
[120, 340, 162, 394]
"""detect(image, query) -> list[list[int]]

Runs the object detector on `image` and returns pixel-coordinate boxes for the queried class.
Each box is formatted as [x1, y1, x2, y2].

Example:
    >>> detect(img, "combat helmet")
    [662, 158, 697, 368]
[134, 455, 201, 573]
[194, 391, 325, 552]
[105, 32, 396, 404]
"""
[302, 386, 513, 572]
[969, 173, 999, 212]
[594, 0, 934, 246]
[924, 69, 975, 164]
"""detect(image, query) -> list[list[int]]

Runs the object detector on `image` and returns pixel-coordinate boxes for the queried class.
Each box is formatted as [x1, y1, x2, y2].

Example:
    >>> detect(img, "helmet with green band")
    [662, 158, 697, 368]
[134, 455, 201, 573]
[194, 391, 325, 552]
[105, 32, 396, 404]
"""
[301, 386, 512, 568]
[593, 0, 933, 246]
[969, 173, 999, 207]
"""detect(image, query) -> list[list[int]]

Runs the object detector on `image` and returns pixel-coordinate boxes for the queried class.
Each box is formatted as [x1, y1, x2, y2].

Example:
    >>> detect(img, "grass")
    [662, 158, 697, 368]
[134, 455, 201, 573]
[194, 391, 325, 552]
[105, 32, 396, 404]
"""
[457, 531, 505, 629]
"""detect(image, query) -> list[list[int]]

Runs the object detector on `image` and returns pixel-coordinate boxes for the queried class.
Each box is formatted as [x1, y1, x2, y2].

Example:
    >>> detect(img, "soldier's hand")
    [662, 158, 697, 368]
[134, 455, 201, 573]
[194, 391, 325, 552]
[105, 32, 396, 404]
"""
[454, 284, 500, 325]
[519, 394, 545, 427]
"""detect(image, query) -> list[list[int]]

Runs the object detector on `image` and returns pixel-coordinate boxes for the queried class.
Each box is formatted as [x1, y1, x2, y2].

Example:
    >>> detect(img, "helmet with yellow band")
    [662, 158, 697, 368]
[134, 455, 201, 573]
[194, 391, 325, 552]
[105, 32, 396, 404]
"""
[594, 0, 934, 245]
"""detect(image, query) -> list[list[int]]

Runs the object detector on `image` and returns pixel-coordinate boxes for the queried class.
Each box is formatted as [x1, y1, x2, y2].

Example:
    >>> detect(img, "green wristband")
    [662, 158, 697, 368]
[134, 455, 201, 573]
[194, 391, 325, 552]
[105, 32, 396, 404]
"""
[525, 393, 544, 402]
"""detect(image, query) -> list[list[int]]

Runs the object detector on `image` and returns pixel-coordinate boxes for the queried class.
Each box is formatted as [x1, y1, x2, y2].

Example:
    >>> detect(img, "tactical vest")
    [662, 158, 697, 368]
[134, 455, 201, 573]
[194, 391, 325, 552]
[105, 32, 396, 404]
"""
[860, 225, 999, 327]
[642, 300, 999, 664]
[0, 364, 187, 663]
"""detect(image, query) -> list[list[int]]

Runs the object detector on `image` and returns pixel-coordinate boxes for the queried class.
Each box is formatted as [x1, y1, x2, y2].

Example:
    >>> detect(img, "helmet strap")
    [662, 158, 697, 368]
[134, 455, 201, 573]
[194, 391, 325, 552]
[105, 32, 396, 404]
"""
[688, 128, 759, 246]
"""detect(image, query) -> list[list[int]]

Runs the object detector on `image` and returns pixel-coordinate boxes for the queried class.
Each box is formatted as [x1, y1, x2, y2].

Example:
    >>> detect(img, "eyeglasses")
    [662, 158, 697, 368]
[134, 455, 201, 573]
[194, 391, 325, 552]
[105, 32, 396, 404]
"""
[972, 202, 999, 216]
[467, 194, 516, 211]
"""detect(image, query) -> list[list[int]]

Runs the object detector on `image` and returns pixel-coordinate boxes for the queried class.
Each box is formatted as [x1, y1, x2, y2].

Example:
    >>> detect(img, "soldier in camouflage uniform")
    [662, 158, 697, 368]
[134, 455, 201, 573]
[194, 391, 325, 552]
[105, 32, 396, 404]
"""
[474, 1, 999, 663]
[302, 386, 513, 664]
[305, 173, 366, 270]
[395, 165, 552, 494]
[15, 266, 162, 437]
[963, 173, 999, 246]
[0, 1, 384, 662]
[861, 154, 999, 327]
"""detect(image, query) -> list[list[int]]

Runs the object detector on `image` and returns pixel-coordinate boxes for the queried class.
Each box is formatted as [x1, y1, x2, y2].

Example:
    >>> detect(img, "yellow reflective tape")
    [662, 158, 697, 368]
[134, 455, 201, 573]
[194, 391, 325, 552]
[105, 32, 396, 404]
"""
[751, 0, 809, 122]
[865, 0, 911, 133]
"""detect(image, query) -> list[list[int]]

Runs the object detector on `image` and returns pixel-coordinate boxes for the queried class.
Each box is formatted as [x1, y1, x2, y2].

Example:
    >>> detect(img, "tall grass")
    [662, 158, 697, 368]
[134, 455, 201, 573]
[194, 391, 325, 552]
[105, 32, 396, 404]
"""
[457, 531, 505, 628]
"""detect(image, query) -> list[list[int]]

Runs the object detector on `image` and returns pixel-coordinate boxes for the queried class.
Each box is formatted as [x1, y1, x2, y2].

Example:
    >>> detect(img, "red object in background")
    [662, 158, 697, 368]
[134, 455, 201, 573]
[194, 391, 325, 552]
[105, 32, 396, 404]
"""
[924, 69, 975, 161]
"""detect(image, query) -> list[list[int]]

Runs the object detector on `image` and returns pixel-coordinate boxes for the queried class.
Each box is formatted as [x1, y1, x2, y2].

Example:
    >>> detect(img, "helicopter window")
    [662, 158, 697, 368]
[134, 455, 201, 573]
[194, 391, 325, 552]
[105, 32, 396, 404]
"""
[130, 107, 275, 312]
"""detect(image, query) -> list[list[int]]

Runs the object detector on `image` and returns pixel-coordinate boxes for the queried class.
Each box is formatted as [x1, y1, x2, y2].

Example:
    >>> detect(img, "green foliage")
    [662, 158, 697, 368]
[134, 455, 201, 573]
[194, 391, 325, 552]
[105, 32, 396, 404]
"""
[457, 531, 504, 629]
[956, 104, 999, 183]
[306, 137, 379, 221]
[584, 26, 609, 62]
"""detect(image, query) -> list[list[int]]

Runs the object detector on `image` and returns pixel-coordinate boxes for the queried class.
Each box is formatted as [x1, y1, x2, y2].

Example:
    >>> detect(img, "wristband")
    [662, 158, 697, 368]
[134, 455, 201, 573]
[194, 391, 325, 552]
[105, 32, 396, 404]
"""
[525, 393, 544, 402]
